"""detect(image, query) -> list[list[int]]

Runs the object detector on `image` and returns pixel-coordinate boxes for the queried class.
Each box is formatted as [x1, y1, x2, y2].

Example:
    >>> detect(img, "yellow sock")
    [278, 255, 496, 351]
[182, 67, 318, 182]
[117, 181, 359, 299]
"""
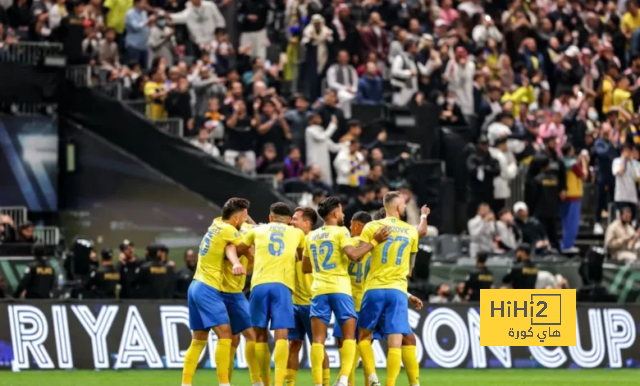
[229, 344, 237, 381]
[310, 343, 325, 385]
[285, 369, 297, 386]
[339, 339, 356, 378]
[386, 348, 402, 386]
[349, 346, 360, 386]
[246, 341, 262, 383]
[322, 368, 330, 386]
[181, 339, 207, 385]
[215, 338, 232, 384]
[274, 340, 289, 386]
[402, 345, 420, 386]
[256, 343, 271, 386]
[357, 340, 377, 379]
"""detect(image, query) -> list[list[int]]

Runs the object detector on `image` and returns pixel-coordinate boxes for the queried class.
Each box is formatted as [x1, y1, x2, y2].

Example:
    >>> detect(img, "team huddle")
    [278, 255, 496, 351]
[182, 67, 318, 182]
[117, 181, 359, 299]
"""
[181, 192, 430, 386]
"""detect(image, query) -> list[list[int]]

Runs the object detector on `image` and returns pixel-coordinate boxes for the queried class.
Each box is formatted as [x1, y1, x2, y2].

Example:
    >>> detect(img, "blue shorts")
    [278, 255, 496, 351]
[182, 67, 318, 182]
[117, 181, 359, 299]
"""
[288, 304, 312, 341]
[310, 293, 357, 326]
[221, 292, 252, 335]
[359, 289, 410, 335]
[188, 280, 230, 331]
[333, 311, 384, 341]
[249, 283, 295, 330]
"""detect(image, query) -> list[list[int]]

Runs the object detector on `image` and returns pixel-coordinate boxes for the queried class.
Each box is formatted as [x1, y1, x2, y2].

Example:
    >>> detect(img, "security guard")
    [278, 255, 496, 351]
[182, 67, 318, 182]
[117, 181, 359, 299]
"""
[87, 248, 120, 299]
[14, 244, 54, 299]
[464, 251, 494, 301]
[137, 244, 175, 299]
[118, 239, 142, 299]
[174, 249, 197, 299]
[502, 243, 538, 289]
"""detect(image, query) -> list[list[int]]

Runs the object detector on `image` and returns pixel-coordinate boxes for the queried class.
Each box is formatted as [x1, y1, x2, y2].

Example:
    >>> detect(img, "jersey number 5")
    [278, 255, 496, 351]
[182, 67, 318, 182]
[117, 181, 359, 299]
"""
[381, 236, 409, 265]
[310, 241, 336, 271]
[269, 232, 285, 256]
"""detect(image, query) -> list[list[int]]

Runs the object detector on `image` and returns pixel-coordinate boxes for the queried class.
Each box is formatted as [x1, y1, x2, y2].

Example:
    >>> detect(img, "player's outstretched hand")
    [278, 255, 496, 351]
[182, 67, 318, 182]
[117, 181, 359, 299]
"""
[232, 263, 246, 276]
[373, 226, 391, 243]
[421, 205, 430, 217]
[409, 295, 423, 310]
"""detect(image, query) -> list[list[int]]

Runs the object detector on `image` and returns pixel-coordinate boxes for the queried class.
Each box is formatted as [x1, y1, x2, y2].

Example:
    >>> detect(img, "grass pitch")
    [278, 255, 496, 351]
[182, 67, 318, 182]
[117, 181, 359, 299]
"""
[0, 369, 638, 386]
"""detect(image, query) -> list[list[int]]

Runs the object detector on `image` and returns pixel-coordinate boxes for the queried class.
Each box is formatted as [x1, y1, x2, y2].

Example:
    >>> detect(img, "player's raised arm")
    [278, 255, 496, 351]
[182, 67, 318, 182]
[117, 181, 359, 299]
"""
[224, 244, 246, 276]
[416, 205, 430, 238]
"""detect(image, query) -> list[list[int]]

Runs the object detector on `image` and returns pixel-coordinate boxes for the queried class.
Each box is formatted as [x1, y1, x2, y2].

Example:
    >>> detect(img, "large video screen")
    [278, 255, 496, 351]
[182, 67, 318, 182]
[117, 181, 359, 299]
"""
[0, 115, 58, 211]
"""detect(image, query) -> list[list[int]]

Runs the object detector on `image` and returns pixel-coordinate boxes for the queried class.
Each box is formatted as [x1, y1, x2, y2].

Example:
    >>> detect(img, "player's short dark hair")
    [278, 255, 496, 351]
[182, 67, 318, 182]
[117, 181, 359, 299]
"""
[270, 202, 294, 217]
[294, 207, 318, 224]
[317, 196, 342, 218]
[373, 207, 386, 220]
[476, 251, 490, 263]
[383, 191, 402, 206]
[352, 211, 372, 225]
[221, 198, 250, 219]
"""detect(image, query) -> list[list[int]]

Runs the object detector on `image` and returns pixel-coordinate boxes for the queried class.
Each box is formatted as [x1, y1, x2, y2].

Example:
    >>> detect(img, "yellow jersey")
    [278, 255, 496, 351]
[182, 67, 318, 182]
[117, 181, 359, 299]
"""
[347, 237, 371, 312]
[194, 217, 244, 290]
[292, 258, 313, 305]
[220, 223, 253, 293]
[613, 88, 634, 114]
[245, 222, 305, 291]
[144, 81, 167, 120]
[602, 76, 615, 113]
[305, 225, 355, 297]
[359, 217, 419, 293]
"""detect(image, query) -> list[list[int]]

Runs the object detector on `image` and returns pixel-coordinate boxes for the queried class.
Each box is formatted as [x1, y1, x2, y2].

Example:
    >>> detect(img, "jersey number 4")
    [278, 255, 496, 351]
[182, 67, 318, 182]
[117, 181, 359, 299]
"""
[381, 236, 409, 265]
[310, 241, 336, 271]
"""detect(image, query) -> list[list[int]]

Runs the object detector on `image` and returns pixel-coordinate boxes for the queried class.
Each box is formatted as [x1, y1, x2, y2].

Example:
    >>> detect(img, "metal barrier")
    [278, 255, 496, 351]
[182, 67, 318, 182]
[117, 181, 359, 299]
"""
[0, 42, 63, 65]
[0, 206, 28, 229]
[255, 174, 278, 190]
[154, 118, 184, 137]
[123, 99, 146, 115]
[92, 82, 123, 100]
[285, 193, 305, 205]
[34, 226, 60, 246]
[66, 65, 91, 87]
[0, 103, 57, 116]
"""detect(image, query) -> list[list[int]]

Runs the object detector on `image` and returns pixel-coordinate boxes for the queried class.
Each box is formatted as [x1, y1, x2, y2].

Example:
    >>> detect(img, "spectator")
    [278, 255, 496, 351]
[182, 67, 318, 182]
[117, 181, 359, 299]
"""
[390, 39, 419, 106]
[398, 183, 420, 227]
[16, 222, 36, 243]
[301, 14, 333, 102]
[309, 189, 327, 211]
[224, 99, 258, 170]
[82, 26, 101, 64]
[190, 127, 220, 157]
[283, 145, 304, 179]
[439, 0, 459, 26]
[488, 136, 518, 213]
[165, 75, 193, 132]
[285, 95, 312, 159]
[283, 165, 313, 193]
[496, 208, 520, 252]
[359, 12, 389, 64]
[528, 155, 561, 250]
[192, 64, 225, 117]
[99, 28, 121, 70]
[416, 34, 442, 97]
[316, 89, 346, 139]
[513, 202, 551, 255]
[438, 91, 466, 127]
[502, 243, 538, 289]
[256, 99, 292, 158]
[14, 245, 54, 299]
[537, 111, 566, 151]
[445, 47, 475, 120]
[238, 0, 269, 60]
[594, 123, 620, 233]
[464, 251, 494, 301]
[605, 206, 640, 263]
[255, 142, 278, 175]
[613, 75, 635, 114]
[306, 113, 340, 186]
[144, 66, 168, 119]
[148, 12, 175, 68]
[117, 240, 142, 299]
[612, 143, 640, 218]
[327, 49, 358, 118]
[308, 164, 334, 195]
[58, 1, 86, 64]
[338, 119, 362, 144]
[331, 3, 360, 59]
[104, 0, 131, 42]
[364, 162, 389, 193]
[124, 0, 149, 68]
[466, 136, 500, 219]
[468, 203, 496, 258]
[472, 13, 502, 49]
[174, 249, 197, 299]
[343, 186, 377, 227]
[168, 0, 226, 53]
[429, 283, 451, 303]
[334, 138, 368, 196]
[560, 144, 588, 253]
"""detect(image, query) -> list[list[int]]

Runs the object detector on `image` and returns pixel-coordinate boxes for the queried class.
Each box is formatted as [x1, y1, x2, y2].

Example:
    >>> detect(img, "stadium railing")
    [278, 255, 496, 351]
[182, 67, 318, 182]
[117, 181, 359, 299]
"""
[66, 65, 91, 88]
[0, 41, 64, 65]
[0, 206, 28, 229]
[153, 118, 184, 137]
[0, 102, 57, 116]
[122, 99, 145, 115]
[506, 164, 528, 209]
[255, 174, 278, 190]
[91, 82, 123, 100]
[34, 226, 61, 246]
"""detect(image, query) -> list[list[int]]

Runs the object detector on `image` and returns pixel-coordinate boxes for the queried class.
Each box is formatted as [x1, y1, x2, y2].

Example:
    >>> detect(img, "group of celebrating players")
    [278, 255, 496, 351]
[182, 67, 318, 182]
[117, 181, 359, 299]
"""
[181, 191, 430, 386]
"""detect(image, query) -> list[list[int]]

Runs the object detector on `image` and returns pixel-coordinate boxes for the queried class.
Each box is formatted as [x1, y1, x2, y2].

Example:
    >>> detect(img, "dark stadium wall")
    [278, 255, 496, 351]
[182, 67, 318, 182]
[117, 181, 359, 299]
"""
[0, 301, 637, 370]
[58, 118, 221, 262]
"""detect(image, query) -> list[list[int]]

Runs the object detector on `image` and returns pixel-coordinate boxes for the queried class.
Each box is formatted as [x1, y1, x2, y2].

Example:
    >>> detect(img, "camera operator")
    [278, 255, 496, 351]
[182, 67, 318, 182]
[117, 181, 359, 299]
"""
[14, 244, 54, 299]
[137, 243, 175, 299]
[174, 249, 197, 299]
[464, 251, 494, 301]
[87, 248, 120, 299]
[117, 239, 142, 299]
